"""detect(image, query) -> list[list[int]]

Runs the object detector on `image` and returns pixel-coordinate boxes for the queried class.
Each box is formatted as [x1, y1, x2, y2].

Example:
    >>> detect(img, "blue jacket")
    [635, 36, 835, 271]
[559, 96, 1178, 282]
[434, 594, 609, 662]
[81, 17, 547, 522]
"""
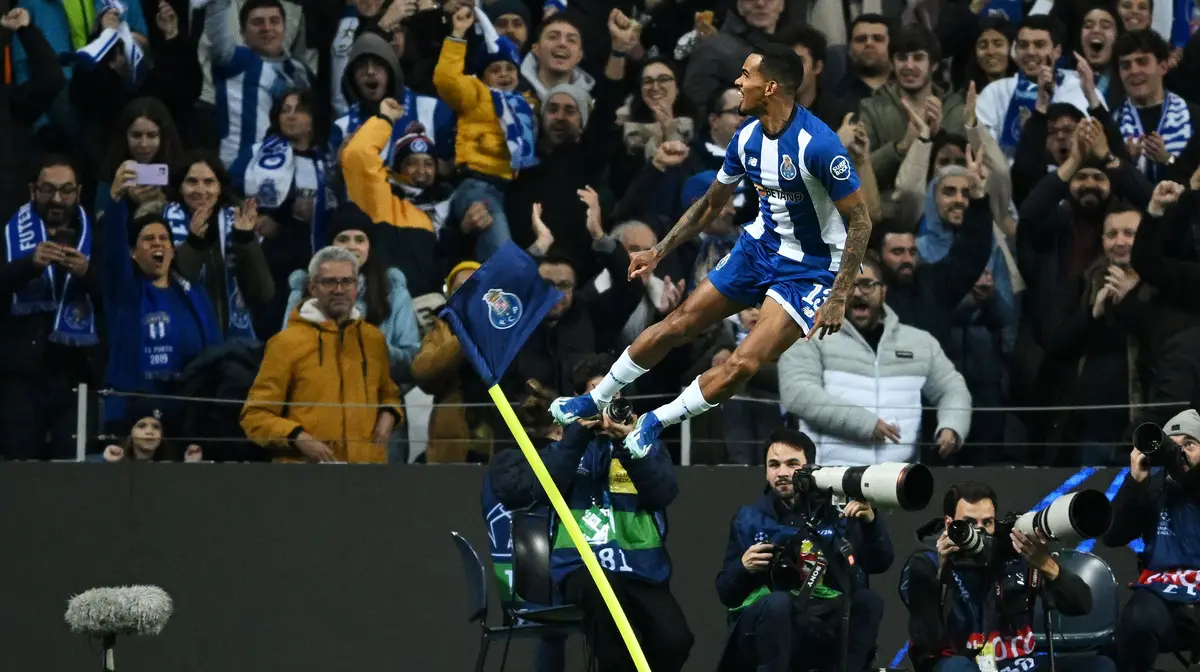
[489, 423, 678, 590]
[1103, 469, 1200, 603]
[283, 268, 421, 367]
[716, 491, 894, 611]
[101, 198, 222, 426]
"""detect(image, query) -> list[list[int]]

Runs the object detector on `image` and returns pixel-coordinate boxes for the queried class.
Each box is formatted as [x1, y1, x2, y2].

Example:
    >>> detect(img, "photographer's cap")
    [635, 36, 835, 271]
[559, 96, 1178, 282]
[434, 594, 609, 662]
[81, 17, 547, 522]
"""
[1165, 409, 1200, 441]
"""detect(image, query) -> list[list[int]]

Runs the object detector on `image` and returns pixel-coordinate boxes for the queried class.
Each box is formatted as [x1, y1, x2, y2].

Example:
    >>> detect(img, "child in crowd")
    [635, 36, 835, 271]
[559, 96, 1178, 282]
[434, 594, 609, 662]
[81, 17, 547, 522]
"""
[433, 6, 538, 262]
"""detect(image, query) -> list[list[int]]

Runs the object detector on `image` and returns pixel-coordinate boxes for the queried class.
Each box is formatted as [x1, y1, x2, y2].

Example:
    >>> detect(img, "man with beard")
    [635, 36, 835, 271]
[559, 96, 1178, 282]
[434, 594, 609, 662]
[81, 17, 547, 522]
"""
[715, 428, 892, 672]
[505, 14, 633, 280]
[778, 256, 971, 465]
[862, 24, 965, 200]
[0, 156, 101, 460]
[1017, 118, 1152, 327]
[874, 169, 994, 350]
[1104, 409, 1200, 672]
[901, 481, 1111, 672]
[835, 14, 891, 108]
[1111, 30, 1199, 182]
[977, 15, 1095, 157]
[328, 32, 454, 181]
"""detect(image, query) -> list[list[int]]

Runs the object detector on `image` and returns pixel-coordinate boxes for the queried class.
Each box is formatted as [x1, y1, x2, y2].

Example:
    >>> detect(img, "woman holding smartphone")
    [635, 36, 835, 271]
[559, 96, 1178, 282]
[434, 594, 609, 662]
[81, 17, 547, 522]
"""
[95, 97, 184, 215]
[100, 162, 223, 440]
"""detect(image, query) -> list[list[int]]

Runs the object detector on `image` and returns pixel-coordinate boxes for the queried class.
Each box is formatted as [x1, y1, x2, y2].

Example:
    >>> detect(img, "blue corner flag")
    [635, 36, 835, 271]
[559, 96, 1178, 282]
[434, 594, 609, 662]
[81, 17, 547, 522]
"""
[438, 242, 563, 387]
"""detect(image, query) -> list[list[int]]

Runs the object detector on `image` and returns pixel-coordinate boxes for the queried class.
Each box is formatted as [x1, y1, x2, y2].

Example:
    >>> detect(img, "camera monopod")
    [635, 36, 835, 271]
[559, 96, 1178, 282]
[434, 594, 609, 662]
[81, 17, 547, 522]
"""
[64, 585, 173, 671]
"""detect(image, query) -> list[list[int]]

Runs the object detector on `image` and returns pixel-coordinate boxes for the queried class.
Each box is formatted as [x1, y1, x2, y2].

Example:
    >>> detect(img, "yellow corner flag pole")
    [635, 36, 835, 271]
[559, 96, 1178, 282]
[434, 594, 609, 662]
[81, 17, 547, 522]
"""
[487, 385, 652, 672]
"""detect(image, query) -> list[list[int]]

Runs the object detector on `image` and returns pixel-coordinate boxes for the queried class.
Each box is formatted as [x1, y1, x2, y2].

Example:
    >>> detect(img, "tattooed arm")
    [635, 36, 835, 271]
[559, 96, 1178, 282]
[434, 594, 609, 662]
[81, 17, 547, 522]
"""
[808, 188, 873, 339]
[629, 179, 737, 280]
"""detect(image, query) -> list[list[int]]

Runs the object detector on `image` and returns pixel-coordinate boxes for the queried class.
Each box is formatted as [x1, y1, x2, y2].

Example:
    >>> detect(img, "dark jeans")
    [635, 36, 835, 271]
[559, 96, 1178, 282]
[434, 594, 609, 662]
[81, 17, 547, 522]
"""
[562, 569, 694, 672]
[0, 372, 90, 460]
[1115, 589, 1200, 672]
[730, 588, 885, 672]
[935, 653, 1115, 672]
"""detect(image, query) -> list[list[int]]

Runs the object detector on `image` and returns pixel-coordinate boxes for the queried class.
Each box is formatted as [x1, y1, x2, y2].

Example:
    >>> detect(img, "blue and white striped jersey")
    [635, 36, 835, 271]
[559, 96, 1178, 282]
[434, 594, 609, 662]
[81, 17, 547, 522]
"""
[214, 47, 311, 168]
[715, 106, 860, 273]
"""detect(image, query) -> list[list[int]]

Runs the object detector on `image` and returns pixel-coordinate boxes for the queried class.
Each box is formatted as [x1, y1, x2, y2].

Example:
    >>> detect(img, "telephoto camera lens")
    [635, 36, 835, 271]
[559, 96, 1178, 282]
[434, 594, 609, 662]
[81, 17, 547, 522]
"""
[607, 397, 634, 426]
[1132, 422, 1184, 468]
[947, 520, 986, 555]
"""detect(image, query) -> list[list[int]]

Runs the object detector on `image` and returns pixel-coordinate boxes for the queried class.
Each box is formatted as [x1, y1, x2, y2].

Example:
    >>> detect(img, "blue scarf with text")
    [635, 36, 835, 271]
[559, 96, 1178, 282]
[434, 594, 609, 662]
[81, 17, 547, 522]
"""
[138, 272, 218, 380]
[1117, 92, 1193, 182]
[163, 203, 257, 341]
[4, 203, 97, 346]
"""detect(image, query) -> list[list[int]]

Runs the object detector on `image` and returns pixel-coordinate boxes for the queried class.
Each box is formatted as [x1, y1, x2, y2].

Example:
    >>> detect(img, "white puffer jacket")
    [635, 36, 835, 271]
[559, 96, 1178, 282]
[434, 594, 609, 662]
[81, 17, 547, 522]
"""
[778, 305, 971, 466]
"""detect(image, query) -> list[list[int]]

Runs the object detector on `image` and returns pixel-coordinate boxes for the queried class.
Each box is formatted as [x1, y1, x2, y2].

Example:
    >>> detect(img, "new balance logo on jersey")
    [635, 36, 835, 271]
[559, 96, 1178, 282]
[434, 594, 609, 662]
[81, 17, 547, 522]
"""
[754, 183, 806, 202]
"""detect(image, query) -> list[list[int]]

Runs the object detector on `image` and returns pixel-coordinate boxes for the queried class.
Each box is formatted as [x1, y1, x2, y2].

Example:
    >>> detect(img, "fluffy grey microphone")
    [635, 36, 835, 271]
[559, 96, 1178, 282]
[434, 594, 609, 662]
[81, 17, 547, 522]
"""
[64, 585, 173, 672]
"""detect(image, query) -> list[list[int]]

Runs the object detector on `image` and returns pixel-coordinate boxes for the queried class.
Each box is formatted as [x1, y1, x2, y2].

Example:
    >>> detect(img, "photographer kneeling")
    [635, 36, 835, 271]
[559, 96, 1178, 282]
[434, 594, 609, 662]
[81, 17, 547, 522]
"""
[1103, 409, 1200, 672]
[489, 374, 693, 672]
[716, 429, 894, 672]
[902, 482, 1115, 672]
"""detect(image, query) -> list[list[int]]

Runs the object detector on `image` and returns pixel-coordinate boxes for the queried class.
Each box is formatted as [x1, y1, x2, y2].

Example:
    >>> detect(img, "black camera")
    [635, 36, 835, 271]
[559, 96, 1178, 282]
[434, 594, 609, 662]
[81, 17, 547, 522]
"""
[947, 520, 994, 562]
[607, 397, 634, 426]
[1132, 423, 1185, 469]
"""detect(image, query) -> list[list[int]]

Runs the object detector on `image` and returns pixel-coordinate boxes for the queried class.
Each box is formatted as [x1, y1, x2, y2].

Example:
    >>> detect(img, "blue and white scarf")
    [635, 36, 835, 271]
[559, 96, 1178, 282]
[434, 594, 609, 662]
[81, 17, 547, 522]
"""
[139, 272, 216, 379]
[1117, 92, 1193, 182]
[163, 203, 257, 341]
[3, 203, 97, 346]
[75, 0, 146, 87]
[1001, 70, 1065, 152]
[475, 6, 539, 172]
[243, 134, 329, 253]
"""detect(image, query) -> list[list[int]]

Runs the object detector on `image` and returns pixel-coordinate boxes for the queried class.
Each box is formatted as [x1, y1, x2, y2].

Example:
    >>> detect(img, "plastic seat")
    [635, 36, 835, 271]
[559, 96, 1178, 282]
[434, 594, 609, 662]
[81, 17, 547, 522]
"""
[1032, 550, 1119, 651]
[450, 531, 581, 672]
[510, 508, 585, 625]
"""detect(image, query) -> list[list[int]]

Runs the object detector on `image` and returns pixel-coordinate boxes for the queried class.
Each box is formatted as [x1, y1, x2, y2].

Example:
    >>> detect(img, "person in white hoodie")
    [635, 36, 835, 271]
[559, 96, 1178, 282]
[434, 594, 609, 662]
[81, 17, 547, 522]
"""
[977, 15, 1098, 158]
[777, 254, 971, 466]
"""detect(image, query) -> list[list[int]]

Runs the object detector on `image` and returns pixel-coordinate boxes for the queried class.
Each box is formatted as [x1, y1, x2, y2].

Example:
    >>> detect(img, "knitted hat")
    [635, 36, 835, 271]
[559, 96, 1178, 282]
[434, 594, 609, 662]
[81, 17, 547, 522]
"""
[544, 82, 591, 128]
[472, 5, 523, 74]
[391, 131, 436, 168]
[1165, 409, 1200, 441]
[125, 397, 167, 432]
[326, 202, 379, 248]
[483, 0, 531, 36]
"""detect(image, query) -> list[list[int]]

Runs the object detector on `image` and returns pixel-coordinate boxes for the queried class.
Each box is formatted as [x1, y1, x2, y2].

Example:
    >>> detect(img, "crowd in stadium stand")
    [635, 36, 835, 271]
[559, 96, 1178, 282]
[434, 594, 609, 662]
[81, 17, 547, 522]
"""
[4, 0, 1200, 466]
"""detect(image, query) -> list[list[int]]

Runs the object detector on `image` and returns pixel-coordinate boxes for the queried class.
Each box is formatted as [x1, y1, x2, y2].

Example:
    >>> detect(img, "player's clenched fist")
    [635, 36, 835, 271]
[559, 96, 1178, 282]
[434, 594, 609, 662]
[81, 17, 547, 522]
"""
[628, 248, 661, 282]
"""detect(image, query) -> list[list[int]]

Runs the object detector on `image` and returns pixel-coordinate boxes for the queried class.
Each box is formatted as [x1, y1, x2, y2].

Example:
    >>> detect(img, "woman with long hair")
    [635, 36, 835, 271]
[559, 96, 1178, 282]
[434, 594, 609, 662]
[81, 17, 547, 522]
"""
[281, 203, 421, 371]
[166, 149, 275, 341]
[101, 162, 223, 439]
[232, 88, 333, 333]
[612, 57, 698, 195]
[96, 97, 184, 214]
[963, 17, 1016, 96]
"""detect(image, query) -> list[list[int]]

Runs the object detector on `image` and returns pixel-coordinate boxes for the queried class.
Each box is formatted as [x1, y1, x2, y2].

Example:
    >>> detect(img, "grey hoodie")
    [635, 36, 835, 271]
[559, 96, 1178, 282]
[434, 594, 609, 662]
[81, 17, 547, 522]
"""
[341, 33, 404, 108]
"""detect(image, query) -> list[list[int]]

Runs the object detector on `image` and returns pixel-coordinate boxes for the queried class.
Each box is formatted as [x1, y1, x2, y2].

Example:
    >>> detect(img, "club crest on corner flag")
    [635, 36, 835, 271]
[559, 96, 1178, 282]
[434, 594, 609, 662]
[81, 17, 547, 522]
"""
[439, 242, 563, 387]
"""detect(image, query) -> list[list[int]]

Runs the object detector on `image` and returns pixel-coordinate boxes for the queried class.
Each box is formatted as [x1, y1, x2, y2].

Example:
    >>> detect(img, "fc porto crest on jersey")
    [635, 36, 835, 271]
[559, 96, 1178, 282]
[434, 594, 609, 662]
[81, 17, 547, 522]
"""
[483, 288, 522, 330]
[779, 155, 798, 181]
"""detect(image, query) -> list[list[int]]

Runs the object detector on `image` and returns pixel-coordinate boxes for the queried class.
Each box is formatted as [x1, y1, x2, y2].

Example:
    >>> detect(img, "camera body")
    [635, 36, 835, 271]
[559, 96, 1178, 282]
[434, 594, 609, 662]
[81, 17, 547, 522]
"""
[1132, 423, 1186, 470]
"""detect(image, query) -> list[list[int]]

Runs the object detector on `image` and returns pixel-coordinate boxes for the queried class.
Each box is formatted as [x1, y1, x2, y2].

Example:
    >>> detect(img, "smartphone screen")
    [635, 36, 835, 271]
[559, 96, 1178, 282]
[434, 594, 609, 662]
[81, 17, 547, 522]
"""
[134, 163, 169, 186]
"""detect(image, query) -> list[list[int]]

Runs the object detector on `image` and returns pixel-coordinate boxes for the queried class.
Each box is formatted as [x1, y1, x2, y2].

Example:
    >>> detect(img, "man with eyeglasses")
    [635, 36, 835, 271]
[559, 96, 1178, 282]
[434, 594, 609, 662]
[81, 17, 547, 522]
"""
[777, 254, 971, 465]
[242, 245, 404, 463]
[0, 155, 101, 460]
